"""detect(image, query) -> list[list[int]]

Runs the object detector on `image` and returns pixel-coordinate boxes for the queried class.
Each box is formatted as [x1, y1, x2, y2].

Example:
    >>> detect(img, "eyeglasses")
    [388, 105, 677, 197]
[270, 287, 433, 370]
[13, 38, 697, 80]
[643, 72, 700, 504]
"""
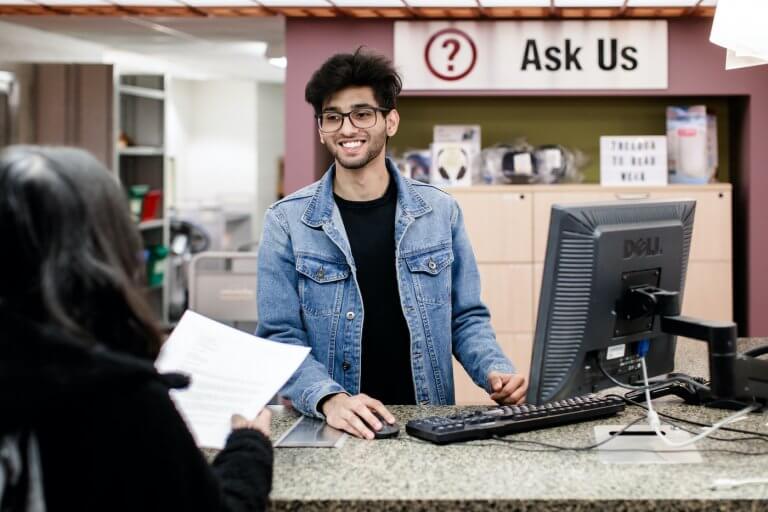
[316, 107, 390, 133]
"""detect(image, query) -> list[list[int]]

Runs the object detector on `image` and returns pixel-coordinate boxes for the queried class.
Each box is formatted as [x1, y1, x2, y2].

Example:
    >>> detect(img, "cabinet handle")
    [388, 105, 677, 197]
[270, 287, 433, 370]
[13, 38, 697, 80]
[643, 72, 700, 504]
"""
[615, 193, 650, 200]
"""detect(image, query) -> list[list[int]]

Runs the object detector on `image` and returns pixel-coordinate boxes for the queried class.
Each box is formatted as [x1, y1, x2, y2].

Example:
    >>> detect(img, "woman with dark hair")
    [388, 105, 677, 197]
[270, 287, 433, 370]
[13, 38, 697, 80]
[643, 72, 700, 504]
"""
[0, 146, 273, 511]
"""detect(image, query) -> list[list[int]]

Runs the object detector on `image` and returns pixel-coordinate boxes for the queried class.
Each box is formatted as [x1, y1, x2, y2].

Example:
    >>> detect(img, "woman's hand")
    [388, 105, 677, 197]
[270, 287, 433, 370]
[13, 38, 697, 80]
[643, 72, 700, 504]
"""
[231, 408, 272, 437]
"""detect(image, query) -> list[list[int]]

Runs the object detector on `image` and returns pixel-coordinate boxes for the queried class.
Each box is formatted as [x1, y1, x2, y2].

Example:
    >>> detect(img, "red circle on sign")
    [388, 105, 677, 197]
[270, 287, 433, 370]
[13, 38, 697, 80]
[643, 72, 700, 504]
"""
[424, 28, 477, 82]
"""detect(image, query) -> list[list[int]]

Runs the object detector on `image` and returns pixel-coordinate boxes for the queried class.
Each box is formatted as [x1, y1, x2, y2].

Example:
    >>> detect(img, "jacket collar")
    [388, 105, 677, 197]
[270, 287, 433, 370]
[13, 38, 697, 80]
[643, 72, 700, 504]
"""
[301, 158, 431, 228]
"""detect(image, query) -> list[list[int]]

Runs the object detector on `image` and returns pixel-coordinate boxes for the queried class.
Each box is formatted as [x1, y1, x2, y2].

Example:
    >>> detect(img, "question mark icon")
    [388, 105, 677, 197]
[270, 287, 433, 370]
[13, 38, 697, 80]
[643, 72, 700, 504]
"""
[442, 38, 460, 72]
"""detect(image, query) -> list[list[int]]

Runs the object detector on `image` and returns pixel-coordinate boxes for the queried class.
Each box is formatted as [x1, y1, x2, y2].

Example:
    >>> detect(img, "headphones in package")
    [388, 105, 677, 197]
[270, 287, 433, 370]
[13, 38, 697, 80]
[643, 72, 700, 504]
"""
[500, 148, 536, 184]
[533, 144, 568, 183]
[436, 146, 468, 181]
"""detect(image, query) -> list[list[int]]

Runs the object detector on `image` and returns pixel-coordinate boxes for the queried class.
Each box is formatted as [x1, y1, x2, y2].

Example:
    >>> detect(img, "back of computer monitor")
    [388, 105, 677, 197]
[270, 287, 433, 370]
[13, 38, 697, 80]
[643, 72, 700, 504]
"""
[526, 199, 696, 405]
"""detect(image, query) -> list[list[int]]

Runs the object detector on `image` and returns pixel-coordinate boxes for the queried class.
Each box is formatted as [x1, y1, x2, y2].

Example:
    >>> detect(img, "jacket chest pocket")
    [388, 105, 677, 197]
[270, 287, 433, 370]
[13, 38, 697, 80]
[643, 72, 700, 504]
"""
[296, 254, 349, 316]
[404, 245, 453, 306]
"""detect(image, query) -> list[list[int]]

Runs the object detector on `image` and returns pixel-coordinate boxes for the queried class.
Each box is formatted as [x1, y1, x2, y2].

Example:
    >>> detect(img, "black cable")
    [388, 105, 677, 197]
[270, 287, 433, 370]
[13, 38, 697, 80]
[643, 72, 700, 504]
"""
[655, 415, 768, 443]
[402, 429, 768, 456]
[597, 358, 710, 392]
[743, 344, 768, 358]
[490, 416, 645, 451]
[608, 393, 768, 440]
[479, 440, 768, 456]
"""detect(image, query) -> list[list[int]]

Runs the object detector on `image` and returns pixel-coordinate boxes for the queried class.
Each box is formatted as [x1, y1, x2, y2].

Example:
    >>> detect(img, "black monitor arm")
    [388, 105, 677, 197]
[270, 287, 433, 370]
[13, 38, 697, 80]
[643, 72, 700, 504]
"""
[623, 286, 768, 408]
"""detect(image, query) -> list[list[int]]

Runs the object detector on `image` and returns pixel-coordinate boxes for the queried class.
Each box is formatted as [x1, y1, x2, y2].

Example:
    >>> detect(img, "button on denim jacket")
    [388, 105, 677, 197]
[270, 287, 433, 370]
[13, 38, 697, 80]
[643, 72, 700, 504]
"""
[256, 159, 515, 418]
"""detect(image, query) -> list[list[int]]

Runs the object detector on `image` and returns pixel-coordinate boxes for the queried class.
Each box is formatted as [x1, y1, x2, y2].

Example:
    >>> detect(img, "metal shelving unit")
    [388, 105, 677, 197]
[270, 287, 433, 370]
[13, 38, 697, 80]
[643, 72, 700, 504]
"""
[114, 72, 170, 325]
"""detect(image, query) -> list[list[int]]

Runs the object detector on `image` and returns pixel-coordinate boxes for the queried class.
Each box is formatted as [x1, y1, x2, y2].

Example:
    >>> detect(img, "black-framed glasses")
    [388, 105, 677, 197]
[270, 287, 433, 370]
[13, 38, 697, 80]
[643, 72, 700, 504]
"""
[316, 107, 390, 133]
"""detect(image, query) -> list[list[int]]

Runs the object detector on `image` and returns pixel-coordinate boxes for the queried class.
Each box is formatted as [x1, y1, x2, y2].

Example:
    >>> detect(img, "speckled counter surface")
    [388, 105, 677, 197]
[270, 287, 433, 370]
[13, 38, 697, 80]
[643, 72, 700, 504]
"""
[223, 339, 768, 511]
[265, 403, 767, 511]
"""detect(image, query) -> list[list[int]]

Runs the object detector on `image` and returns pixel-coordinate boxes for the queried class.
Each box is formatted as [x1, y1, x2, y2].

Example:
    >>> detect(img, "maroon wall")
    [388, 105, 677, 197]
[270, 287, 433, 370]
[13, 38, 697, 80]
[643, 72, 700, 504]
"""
[284, 19, 394, 193]
[285, 17, 768, 335]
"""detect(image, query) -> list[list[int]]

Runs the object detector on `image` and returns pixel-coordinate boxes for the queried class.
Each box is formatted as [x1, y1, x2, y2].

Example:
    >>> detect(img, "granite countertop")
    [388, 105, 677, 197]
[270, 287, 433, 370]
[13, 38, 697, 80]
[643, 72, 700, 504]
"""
[674, 337, 766, 381]
[209, 338, 768, 510]
[265, 401, 768, 511]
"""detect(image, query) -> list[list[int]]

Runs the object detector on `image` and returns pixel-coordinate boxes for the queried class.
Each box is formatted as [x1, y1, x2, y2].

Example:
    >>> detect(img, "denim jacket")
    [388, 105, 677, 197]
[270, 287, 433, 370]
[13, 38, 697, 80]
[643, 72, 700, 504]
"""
[256, 159, 515, 418]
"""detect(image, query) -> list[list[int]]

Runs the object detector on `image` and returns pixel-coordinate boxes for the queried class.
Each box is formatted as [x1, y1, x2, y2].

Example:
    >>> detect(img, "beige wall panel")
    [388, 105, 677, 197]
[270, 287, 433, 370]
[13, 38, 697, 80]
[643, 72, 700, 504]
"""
[453, 333, 533, 405]
[533, 191, 617, 262]
[479, 263, 533, 333]
[533, 263, 543, 328]
[452, 190, 532, 263]
[682, 261, 733, 321]
[651, 189, 732, 262]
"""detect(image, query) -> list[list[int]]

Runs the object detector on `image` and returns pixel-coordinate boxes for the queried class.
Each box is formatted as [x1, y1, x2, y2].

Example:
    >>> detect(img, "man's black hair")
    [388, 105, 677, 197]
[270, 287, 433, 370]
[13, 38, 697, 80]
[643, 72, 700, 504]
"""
[305, 47, 402, 116]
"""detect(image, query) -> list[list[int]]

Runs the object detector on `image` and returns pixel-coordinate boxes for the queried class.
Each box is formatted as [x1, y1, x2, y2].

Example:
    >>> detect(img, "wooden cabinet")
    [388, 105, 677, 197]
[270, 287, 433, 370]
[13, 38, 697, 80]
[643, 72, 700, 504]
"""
[31, 64, 114, 168]
[478, 264, 533, 333]
[452, 190, 532, 263]
[452, 333, 533, 406]
[451, 184, 732, 404]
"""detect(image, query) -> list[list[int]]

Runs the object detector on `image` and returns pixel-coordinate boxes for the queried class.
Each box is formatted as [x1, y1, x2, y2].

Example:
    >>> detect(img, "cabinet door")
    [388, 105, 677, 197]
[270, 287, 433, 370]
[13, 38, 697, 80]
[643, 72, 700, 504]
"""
[533, 191, 617, 262]
[533, 256, 731, 344]
[533, 188, 732, 263]
[651, 189, 732, 262]
[453, 332, 534, 405]
[478, 264, 533, 333]
[453, 190, 532, 263]
[533, 263, 544, 328]
[682, 261, 733, 321]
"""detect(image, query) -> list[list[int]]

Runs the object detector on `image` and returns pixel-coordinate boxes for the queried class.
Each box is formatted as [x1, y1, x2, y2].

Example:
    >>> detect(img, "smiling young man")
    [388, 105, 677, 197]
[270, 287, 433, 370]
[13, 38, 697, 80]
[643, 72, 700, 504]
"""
[256, 49, 527, 440]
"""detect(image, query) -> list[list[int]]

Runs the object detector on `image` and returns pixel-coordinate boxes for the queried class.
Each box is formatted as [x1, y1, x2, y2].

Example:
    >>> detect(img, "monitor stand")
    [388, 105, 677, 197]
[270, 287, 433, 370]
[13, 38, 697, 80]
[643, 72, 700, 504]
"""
[619, 287, 768, 412]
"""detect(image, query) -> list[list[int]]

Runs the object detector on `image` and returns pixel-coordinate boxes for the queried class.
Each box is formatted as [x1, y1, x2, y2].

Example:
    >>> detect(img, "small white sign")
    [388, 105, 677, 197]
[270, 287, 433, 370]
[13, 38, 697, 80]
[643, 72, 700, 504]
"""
[606, 344, 626, 360]
[600, 136, 668, 187]
[395, 20, 668, 90]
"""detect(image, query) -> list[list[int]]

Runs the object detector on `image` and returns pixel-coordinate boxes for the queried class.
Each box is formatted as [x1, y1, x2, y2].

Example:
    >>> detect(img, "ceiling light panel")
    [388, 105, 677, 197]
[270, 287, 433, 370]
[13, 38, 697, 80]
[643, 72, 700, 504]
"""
[113, 0, 186, 5]
[554, 0, 624, 6]
[0, 0, 36, 3]
[478, 0, 550, 6]
[37, 0, 112, 4]
[259, 0, 331, 5]
[407, 0, 477, 6]
[332, 0, 404, 6]
[627, 0, 698, 6]
[182, 0, 259, 5]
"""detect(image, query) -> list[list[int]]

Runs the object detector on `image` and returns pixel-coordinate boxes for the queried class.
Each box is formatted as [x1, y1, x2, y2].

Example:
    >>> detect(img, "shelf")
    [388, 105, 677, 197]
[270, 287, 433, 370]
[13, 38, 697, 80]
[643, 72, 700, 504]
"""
[118, 146, 165, 157]
[119, 85, 165, 101]
[139, 219, 164, 231]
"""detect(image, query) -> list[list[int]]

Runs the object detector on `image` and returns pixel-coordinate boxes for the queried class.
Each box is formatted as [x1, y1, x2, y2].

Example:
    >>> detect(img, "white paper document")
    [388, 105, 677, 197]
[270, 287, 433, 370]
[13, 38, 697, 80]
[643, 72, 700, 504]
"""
[155, 310, 310, 449]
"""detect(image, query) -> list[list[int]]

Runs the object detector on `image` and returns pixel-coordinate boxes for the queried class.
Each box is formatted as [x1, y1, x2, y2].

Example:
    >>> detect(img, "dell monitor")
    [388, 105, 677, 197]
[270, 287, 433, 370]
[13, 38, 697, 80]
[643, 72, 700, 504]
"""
[526, 199, 696, 405]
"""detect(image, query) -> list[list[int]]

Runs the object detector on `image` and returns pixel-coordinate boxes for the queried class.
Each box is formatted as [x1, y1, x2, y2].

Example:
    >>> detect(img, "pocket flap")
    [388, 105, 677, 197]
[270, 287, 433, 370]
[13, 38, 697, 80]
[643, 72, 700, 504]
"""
[404, 246, 453, 275]
[296, 254, 350, 284]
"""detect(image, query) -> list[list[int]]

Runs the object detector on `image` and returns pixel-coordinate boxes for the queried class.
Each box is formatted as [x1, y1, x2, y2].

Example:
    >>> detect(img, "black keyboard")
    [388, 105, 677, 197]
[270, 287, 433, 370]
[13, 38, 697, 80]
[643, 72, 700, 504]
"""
[405, 394, 625, 445]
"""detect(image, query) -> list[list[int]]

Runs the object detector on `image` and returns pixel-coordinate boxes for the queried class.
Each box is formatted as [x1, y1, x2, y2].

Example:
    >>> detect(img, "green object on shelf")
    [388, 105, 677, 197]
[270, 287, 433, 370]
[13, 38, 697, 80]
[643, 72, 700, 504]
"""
[146, 244, 168, 288]
[129, 185, 150, 223]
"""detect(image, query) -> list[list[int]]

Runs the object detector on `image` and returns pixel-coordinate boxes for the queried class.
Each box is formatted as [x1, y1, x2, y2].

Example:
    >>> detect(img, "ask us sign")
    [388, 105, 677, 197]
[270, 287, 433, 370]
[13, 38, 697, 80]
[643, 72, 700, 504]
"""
[394, 20, 668, 90]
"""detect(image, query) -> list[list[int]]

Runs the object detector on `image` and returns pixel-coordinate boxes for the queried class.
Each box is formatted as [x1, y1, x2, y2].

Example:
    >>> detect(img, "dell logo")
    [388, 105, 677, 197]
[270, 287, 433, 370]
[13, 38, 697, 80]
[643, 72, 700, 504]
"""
[624, 237, 662, 258]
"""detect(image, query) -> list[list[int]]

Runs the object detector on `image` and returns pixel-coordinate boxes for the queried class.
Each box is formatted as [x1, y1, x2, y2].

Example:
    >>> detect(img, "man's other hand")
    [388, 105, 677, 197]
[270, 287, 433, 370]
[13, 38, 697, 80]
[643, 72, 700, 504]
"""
[487, 372, 528, 405]
[321, 393, 395, 440]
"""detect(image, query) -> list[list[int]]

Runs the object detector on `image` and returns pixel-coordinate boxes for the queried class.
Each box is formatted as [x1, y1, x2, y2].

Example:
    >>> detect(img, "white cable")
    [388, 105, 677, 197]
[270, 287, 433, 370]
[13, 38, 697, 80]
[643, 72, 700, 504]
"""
[710, 477, 768, 490]
[640, 357, 759, 448]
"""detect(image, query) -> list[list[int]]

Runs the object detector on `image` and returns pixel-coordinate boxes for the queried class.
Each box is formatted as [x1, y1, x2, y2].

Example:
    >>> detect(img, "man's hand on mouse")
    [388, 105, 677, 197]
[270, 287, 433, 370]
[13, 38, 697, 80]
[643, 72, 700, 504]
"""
[320, 393, 395, 440]
[487, 371, 528, 405]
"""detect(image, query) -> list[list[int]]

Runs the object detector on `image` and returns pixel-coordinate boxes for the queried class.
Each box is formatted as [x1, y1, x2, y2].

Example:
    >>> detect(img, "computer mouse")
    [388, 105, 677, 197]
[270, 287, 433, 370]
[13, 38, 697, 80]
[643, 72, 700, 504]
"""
[371, 411, 399, 439]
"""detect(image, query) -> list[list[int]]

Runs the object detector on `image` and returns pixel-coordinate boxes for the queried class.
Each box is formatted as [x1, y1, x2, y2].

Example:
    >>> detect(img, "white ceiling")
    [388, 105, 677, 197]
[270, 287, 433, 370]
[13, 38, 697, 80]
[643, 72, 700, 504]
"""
[0, 15, 286, 80]
[0, 0, 716, 79]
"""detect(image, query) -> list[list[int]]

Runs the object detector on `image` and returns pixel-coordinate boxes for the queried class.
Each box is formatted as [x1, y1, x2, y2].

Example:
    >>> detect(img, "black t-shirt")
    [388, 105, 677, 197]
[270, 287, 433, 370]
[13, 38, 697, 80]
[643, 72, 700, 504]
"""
[334, 177, 416, 405]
